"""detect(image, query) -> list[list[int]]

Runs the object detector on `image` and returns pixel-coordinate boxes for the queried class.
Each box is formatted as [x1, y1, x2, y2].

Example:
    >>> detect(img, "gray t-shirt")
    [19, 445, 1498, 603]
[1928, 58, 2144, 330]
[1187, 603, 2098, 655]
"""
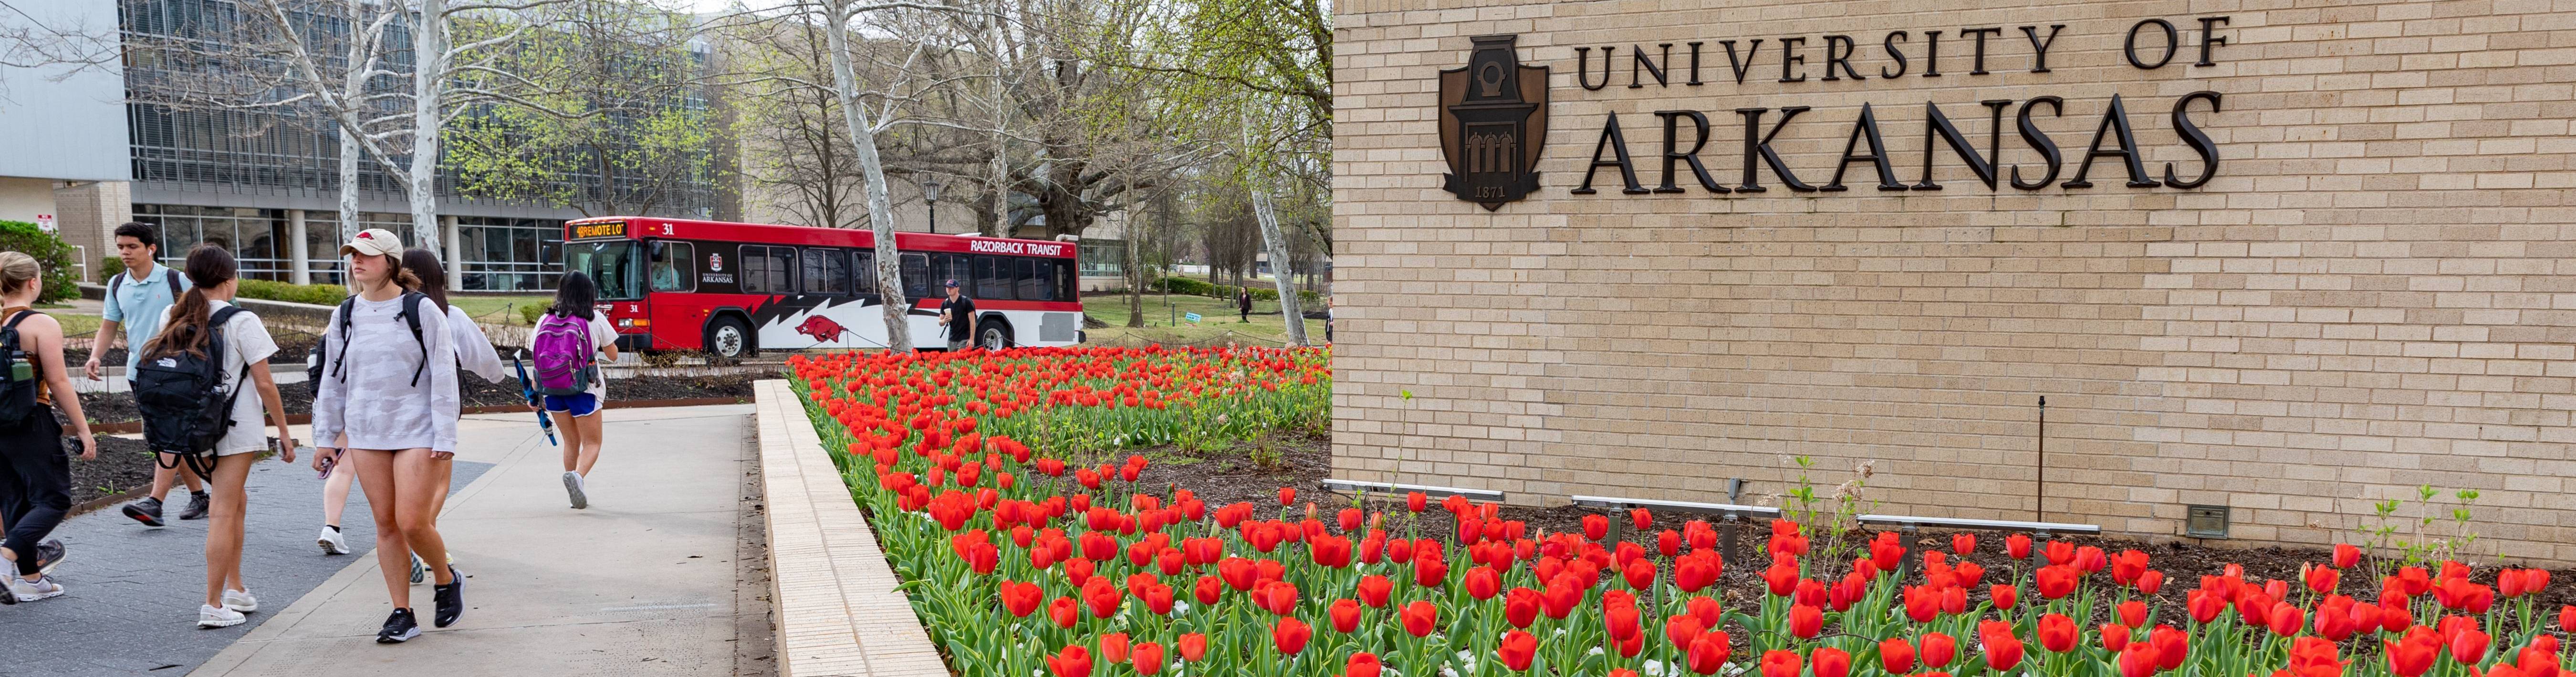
[311, 293, 461, 452]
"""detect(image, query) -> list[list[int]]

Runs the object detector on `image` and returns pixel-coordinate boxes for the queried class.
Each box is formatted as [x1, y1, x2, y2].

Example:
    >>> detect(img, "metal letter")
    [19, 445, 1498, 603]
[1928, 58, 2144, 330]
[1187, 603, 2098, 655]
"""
[1574, 112, 1649, 195]
[1655, 110, 1731, 193]
[1880, 31, 1910, 79]
[2010, 96, 2064, 190]
[1777, 36, 1808, 83]
[2020, 25, 2065, 73]
[2124, 19, 2179, 69]
[2195, 16, 2231, 66]
[1734, 106, 1816, 192]
[2164, 91, 2222, 188]
[2062, 94, 2159, 188]
[1823, 103, 1905, 191]
[1913, 101, 1998, 190]
[1823, 35, 1866, 81]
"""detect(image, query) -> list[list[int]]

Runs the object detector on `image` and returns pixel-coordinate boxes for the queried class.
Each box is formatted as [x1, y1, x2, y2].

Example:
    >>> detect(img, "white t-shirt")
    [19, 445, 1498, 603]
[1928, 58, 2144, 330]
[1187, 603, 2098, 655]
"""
[525, 313, 617, 401]
[443, 305, 507, 383]
[158, 300, 278, 455]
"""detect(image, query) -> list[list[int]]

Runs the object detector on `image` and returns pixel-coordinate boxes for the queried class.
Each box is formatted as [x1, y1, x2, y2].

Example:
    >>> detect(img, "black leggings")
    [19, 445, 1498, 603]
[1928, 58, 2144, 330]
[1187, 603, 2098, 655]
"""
[0, 411, 68, 575]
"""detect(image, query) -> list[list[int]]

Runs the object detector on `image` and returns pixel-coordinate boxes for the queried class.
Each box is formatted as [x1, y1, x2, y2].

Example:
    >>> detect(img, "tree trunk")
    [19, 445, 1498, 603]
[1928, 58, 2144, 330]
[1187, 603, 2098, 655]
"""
[407, 0, 447, 251]
[986, 20, 1007, 239]
[1248, 184, 1305, 347]
[820, 0, 912, 351]
[1124, 231, 1143, 327]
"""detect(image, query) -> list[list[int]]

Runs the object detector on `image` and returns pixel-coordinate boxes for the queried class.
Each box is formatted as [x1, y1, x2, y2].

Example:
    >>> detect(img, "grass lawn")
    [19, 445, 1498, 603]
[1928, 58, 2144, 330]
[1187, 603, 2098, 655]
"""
[1080, 291, 1329, 348]
[55, 313, 101, 338]
[448, 294, 554, 325]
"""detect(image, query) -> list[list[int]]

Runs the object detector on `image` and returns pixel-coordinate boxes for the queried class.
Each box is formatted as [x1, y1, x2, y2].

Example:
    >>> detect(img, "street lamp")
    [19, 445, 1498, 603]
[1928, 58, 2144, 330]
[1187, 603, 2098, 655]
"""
[922, 177, 945, 233]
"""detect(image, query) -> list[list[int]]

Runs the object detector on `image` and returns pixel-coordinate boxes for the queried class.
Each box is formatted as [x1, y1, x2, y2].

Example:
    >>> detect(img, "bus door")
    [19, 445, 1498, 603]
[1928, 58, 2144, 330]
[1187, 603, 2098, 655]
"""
[566, 237, 650, 353]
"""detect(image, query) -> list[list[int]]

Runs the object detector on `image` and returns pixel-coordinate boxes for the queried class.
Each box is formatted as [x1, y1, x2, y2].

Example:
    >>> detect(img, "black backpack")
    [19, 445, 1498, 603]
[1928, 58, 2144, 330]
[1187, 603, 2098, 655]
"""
[305, 292, 428, 386]
[0, 310, 42, 425]
[135, 306, 250, 476]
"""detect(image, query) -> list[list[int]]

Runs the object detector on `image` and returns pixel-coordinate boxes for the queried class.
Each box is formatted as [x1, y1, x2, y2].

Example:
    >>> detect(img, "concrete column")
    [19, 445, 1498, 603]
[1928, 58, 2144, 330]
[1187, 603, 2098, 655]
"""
[287, 209, 310, 285]
[49, 180, 132, 282]
[440, 215, 463, 291]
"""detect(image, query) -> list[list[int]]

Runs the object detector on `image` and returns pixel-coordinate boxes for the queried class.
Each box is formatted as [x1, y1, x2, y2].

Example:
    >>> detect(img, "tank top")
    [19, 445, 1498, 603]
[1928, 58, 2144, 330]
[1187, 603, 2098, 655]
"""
[3, 306, 48, 406]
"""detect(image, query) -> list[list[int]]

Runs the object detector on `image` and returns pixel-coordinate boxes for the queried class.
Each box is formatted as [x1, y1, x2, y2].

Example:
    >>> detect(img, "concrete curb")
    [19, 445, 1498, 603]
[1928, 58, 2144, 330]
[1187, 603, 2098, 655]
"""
[753, 379, 945, 677]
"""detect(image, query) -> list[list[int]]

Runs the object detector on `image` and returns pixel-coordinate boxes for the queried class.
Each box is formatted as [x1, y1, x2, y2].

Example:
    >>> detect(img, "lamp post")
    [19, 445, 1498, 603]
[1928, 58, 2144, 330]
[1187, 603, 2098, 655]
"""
[922, 177, 945, 233]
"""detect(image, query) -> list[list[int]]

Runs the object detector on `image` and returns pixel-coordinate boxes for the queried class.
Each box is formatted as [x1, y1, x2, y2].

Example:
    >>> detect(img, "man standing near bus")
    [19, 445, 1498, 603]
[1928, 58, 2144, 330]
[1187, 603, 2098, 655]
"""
[938, 279, 976, 350]
[84, 222, 208, 527]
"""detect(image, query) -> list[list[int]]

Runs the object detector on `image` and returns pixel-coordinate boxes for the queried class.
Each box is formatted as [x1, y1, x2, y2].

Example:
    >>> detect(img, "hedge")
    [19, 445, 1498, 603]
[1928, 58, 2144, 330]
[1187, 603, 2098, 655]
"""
[1151, 276, 1323, 307]
[237, 279, 350, 306]
[0, 221, 79, 304]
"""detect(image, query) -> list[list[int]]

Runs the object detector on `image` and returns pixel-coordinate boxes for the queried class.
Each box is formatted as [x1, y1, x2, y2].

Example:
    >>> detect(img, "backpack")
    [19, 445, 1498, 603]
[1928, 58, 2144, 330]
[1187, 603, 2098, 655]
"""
[134, 306, 250, 476]
[530, 312, 597, 397]
[0, 310, 43, 425]
[307, 293, 428, 386]
[110, 266, 182, 302]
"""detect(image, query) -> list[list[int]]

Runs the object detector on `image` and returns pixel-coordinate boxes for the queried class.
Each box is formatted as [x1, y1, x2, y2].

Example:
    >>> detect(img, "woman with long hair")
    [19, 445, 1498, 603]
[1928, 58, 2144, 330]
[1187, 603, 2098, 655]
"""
[308, 229, 464, 643]
[400, 248, 502, 576]
[528, 271, 616, 508]
[0, 251, 96, 603]
[141, 245, 298, 628]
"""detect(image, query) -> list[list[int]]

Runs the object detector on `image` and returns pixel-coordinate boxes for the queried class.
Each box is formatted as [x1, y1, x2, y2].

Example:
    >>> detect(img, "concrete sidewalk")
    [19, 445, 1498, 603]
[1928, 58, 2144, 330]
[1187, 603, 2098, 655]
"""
[188, 404, 772, 677]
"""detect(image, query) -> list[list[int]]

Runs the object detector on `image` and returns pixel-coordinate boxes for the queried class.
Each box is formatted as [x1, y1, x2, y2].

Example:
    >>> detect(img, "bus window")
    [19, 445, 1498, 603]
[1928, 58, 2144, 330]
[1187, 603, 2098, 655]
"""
[1014, 257, 1046, 301]
[569, 240, 643, 300]
[852, 251, 876, 294]
[802, 248, 849, 295]
[900, 253, 929, 299]
[974, 255, 1009, 300]
[934, 254, 969, 291]
[650, 241, 694, 292]
[741, 245, 796, 294]
[1056, 259, 1077, 301]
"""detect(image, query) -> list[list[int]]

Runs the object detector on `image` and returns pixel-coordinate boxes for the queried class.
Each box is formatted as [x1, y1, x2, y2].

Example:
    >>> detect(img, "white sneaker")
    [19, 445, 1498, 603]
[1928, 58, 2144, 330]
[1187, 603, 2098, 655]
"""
[562, 471, 588, 509]
[8, 575, 63, 603]
[222, 588, 258, 613]
[198, 604, 247, 628]
[317, 527, 352, 555]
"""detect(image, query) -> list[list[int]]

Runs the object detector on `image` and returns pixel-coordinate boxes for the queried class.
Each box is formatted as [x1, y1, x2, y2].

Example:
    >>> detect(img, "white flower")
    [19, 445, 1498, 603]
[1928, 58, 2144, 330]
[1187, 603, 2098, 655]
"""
[1172, 601, 1191, 615]
[1586, 646, 1604, 657]
[1640, 660, 1666, 677]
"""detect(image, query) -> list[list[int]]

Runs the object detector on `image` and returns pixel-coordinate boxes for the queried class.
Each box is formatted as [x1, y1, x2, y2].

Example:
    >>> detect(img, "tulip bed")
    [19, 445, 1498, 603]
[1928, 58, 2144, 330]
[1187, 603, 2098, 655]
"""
[787, 347, 2575, 677]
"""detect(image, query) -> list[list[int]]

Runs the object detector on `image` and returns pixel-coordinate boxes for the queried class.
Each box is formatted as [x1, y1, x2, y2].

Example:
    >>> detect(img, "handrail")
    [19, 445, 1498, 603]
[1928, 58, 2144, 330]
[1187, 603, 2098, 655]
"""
[1856, 514, 2102, 536]
[1570, 495, 1781, 520]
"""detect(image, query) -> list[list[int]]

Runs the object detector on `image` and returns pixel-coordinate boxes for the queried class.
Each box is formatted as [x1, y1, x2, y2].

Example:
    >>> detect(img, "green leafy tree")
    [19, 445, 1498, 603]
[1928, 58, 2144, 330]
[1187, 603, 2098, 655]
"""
[0, 221, 80, 304]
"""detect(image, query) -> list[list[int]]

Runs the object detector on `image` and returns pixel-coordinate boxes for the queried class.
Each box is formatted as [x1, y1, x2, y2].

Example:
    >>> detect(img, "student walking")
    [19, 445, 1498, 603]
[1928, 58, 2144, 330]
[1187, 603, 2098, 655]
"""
[308, 229, 463, 643]
[0, 251, 98, 603]
[404, 249, 503, 571]
[88, 222, 209, 527]
[133, 246, 299, 628]
[1237, 289, 1252, 323]
[938, 279, 977, 350]
[528, 271, 616, 509]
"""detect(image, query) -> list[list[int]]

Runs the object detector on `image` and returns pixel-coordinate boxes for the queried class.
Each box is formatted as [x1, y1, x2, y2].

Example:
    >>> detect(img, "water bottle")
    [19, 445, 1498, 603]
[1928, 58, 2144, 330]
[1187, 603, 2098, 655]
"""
[8, 356, 29, 383]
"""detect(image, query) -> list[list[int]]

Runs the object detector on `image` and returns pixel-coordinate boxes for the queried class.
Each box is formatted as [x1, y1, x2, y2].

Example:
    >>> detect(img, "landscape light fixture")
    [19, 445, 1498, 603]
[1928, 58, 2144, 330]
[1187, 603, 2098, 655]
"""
[922, 177, 945, 233]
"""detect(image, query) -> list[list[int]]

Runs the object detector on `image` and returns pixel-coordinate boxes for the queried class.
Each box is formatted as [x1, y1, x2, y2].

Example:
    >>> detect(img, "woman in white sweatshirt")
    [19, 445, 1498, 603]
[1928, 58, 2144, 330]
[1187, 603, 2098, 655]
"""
[308, 229, 463, 644]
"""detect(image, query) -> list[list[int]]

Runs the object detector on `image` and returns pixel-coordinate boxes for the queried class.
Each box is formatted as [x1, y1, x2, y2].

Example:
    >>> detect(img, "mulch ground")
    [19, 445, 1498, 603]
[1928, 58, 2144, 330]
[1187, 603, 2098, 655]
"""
[68, 434, 160, 508]
[1133, 436, 2576, 618]
[80, 371, 763, 426]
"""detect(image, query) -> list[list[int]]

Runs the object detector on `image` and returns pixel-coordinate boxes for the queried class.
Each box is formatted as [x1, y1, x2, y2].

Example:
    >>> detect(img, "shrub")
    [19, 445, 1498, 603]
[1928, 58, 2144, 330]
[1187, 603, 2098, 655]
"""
[519, 303, 546, 325]
[236, 279, 350, 306]
[1151, 276, 1324, 307]
[0, 221, 80, 304]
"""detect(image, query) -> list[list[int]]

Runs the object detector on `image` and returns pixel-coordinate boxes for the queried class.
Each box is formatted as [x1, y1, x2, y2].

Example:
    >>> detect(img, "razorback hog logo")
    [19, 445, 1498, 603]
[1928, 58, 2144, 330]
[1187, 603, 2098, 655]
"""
[793, 316, 850, 343]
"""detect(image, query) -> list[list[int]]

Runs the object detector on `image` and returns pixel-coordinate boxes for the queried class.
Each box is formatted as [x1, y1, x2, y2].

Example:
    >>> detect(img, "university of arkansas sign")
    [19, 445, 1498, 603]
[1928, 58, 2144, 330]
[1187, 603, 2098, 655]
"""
[1439, 18, 2232, 209]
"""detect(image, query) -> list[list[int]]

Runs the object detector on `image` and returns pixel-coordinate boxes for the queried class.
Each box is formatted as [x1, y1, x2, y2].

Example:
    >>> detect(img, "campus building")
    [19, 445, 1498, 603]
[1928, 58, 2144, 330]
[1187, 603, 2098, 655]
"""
[0, 0, 721, 291]
[1332, 0, 2576, 562]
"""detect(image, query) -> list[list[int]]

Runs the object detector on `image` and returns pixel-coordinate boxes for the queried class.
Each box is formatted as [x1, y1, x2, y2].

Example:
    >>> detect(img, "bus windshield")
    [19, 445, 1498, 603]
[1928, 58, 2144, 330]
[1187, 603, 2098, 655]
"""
[567, 240, 643, 300]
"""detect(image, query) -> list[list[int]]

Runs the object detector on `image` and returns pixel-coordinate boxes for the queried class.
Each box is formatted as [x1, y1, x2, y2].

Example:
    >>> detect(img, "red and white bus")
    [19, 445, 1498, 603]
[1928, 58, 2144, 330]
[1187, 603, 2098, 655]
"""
[561, 216, 1085, 359]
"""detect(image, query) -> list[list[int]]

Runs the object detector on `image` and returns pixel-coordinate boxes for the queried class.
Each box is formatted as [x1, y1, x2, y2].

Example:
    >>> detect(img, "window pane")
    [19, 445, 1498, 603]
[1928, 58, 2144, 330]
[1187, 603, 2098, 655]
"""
[651, 242, 693, 292]
[974, 255, 1006, 300]
[739, 245, 768, 293]
[803, 248, 847, 295]
[1058, 260, 1077, 302]
[853, 252, 876, 294]
[1017, 258, 1045, 301]
[770, 248, 796, 293]
[800, 248, 827, 294]
[900, 253, 928, 299]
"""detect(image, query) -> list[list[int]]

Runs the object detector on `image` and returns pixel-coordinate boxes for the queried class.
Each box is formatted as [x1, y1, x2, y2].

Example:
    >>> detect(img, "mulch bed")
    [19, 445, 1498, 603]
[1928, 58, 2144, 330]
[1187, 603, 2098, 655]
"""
[81, 371, 765, 426]
[68, 434, 161, 508]
[90, 329, 323, 372]
[1131, 436, 2576, 617]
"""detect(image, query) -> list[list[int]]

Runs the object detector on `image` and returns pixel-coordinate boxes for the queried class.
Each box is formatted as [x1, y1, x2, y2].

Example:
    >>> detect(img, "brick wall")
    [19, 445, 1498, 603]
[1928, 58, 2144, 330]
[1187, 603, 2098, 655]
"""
[1331, 0, 2576, 563]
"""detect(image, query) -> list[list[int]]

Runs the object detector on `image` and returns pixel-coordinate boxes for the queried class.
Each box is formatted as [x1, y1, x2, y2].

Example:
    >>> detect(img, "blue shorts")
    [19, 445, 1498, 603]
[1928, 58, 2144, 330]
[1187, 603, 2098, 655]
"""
[542, 393, 600, 417]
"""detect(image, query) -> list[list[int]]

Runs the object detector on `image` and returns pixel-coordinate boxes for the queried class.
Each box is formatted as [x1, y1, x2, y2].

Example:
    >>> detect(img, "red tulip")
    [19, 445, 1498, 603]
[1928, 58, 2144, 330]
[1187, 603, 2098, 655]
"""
[2563, 605, 2575, 634]
[2117, 642, 2157, 677]
[1789, 603, 1824, 639]
[1497, 630, 1537, 672]
[1870, 532, 1907, 573]
[2268, 602, 2305, 637]
[1356, 575, 1392, 608]
[2006, 533, 2033, 559]
[1991, 584, 2018, 611]
[1813, 647, 1852, 677]
[2037, 614, 2076, 652]
[2450, 628, 2490, 664]
[1131, 642, 1165, 676]
[1412, 552, 1447, 587]
[1629, 507, 1651, 530]
[2187, 589, 2224, 624]
[2044, 540, 2074, 565]
[1675, 550, 1721, 592]
[1879, 637, 1917, 674]
[1583, 514, 1609, 541]
[1047, 645, 1093, 677]
[1503, 587, 1541, 628]
[2285, 636, 2340, 677]
[2151, 625, 2188, 670]
[1624, 558, 1657, 591]
[2036, 565, 2078, 599]
[1688, 631, 1732, 675]
[1049, 596, 1078, 628]
[1345, 653, 1380, 677]
[1328, 598, 1362, 633]
[2334, 543, 2360, 569]
[1922, 632, 1957, 668]
[2305, 564, 2340, 595]
[2101, 624, 2132, 652]
[1001, 580, 1043, 617]
[2111, 550, 2149, 586]
[1760, 650, 1802, 677]
[1980, 622, 2025, 671]
[1278, 487, 1294, 506]
[1178, 634, 1206, 662]
[1100, 633, 1131, 666]
[1465, 567, 1502, 600]
[2383, 602, 2415, 634]
[1952, 534, 1976, 555]
[1400, 600, 1437, 637]
[1272, 616, 1311, 655]
[1541, 576, 1584, 619]
[2137, 570, 2166, 595]
[1407, 491, 1426, 512]
[2387, 628, 2440, 677]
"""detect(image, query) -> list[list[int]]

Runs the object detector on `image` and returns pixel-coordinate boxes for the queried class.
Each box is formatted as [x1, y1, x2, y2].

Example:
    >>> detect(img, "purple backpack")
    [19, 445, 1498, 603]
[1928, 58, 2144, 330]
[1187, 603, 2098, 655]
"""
[532, 313, 596, 396]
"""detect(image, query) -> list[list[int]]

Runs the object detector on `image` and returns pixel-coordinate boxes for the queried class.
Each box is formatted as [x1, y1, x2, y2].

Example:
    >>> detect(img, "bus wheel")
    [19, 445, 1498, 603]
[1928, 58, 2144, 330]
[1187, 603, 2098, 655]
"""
[979, 322, 1012, 350]
[707, 317, 754, 360]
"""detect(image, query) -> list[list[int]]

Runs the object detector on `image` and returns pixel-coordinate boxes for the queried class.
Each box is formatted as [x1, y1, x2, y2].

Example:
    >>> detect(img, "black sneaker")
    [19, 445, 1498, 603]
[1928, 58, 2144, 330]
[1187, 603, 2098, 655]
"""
[33, 540, 62, 576]
[179, 491, 210, 520]
[122, 497, 166, 527]
[431, 569, 464, 627]
[376, 608, 420, 644]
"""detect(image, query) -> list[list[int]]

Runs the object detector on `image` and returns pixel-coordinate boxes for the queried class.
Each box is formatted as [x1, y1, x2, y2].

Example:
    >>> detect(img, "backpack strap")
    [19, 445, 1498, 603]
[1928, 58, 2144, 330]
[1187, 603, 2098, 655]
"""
[165, 268, 181, 297]
[108, 273, 122, 297]
[400, 292, 428, 387]
[330, 297, 357, 381]
[206, 306, 251, 435]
